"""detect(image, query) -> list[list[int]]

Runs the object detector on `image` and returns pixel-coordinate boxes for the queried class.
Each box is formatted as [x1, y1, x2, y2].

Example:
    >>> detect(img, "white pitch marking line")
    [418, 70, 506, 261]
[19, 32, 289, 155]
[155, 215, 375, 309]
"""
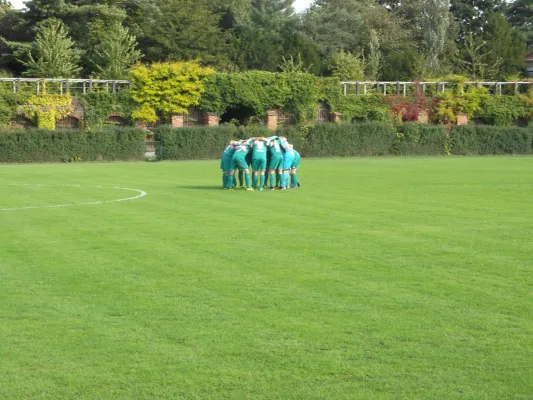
[1, 184, 147, 211]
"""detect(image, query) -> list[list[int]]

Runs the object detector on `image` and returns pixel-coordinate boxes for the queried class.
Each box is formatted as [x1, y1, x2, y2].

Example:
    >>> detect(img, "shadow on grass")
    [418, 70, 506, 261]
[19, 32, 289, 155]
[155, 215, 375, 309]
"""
[176, 185, 224, 190]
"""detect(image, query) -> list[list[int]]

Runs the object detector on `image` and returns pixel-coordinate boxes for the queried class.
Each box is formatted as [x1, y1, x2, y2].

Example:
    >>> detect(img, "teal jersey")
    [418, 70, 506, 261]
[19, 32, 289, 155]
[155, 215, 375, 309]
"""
[252, 139, 268, 159]
[268, 139, 283, 157]
[222, 144, 235, 158]
[293, 150, 300, 161]
[279, 138, 289, 150]
[233, 144, 250, 158]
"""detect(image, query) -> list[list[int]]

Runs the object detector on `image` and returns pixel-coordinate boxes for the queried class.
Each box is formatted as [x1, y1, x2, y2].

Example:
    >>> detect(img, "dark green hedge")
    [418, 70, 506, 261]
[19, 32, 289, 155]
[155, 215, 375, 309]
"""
[304, 122, 397, 157]
[0, 127, 146, 163]
[1, 123, 532, 163]
[155, 123, 533, 160]
[155, 124, 272, 160]
[451, 125, 533, 155]
[393, 124, 449, 156]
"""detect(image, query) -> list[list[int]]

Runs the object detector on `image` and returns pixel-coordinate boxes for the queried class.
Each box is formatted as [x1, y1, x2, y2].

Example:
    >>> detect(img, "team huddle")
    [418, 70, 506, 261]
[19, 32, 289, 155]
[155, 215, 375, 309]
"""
[220, 136, 301, 191]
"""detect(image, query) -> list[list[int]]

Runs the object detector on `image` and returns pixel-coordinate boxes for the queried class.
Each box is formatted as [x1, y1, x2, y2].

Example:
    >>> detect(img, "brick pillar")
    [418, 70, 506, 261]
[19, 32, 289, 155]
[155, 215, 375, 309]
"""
[417, 110, 429, 123]
[171, 114, 184, 128]
[456, 112, 468, 126]
[266, 110, 278, 131]
[136, 120, 148, 131]
[331, 112, 342, 123]
[203, 112, 219, 126]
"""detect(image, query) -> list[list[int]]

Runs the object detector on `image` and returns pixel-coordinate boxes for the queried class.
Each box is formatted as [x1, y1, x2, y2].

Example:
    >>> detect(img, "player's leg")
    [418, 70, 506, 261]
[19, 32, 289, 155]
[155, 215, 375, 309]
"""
[238, 170, 244, 187]
[227, 169, 235, 189]
[281, 155, 293, 189]
[258, 159, 266, 190]
[264, 167, 270, 188]
[290, 157, 300, 188]
[251, 158, 260, 190]
[290, 168, 299, 188]
[237, 158, 252, 190]
[252, 170, 259, 190]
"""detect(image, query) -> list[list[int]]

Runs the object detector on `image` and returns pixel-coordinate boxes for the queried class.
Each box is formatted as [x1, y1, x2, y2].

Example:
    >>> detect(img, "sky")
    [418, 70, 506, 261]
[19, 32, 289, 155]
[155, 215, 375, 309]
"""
[9, 0, 314, 12]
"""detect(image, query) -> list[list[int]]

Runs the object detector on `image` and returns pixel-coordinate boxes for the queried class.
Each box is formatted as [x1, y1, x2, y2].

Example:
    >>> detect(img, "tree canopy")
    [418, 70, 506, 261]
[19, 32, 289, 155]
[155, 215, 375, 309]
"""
[0, 0, 529, 80]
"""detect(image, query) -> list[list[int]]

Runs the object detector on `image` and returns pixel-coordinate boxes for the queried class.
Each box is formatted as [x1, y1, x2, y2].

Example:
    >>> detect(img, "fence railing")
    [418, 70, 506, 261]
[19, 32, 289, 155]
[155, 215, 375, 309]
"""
[0, 78, 131, 94]
[2, 77, 532, 97]
[340, 81, 533, 96]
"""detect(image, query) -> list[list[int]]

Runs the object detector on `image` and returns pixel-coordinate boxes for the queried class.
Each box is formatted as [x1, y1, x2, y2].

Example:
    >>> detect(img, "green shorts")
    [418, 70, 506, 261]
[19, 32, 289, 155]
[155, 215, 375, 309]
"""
[232, 155, 249, 170]
[252, 158, 267, 171]
[221, 155, 233, 172]
[291, 157, 300, 169]
[269, 155, 283, 170]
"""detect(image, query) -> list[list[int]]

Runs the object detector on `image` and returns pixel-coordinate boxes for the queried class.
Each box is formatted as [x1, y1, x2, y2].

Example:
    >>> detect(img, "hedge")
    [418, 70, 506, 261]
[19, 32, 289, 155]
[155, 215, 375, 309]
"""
[450, 125, 533, 155]
[155, 123, 533, 160]
[0, 127, 146, 163]
[155, 124, 273, 160]
[1, 123, 532, 163]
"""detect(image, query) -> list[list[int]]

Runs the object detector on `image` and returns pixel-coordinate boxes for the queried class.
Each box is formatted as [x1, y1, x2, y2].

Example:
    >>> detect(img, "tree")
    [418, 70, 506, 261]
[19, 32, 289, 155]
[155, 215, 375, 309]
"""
[129, 61, 215, 123]
[303, 0, 410, 78]
[455, 32, 501, 79]
[21, 19, 81, 78]
[235, 0, 301, 71]
[328, 49, 365, 81]
[450, 0, 505, 38]
[483, 13, 527, 78]
[140, 0, 231, 68]
[0, 1, 31, 74]
[507, 0, 533, 49]
[90, 21, 142, 79]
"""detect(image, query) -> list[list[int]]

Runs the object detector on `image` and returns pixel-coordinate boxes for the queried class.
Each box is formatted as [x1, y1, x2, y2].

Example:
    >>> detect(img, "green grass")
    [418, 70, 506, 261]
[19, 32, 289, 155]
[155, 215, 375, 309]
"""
[1, 157, 532, 399]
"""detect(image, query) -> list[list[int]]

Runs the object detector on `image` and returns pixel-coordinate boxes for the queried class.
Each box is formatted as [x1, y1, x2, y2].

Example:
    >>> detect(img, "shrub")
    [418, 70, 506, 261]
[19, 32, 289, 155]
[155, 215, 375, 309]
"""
[450, 125, 533, 155]
[0, 127, 146, 163]
[304, 122, 397, 157]
[393, 124, 449, 156]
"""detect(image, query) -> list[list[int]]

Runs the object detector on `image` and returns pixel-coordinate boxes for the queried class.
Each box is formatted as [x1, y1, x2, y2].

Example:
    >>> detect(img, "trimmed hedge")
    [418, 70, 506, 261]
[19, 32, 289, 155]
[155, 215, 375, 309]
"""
[0, 127, 146, 163]
[304, 122, 397, 157]
[451, 125, 533, 155]
[155, 125, 271, 160]
[393, 124, 449, 156]
[155, 123, 533, 160]
[1, 123, 532, 163]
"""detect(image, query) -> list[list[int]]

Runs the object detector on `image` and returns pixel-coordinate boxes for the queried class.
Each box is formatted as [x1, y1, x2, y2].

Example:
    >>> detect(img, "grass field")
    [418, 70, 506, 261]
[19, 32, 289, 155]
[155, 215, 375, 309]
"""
[1, 157, 532, 399]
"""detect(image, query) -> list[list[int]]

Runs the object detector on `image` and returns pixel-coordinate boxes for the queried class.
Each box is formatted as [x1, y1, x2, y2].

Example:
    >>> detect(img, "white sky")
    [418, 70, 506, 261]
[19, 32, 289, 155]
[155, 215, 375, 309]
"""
[9, 0, 314, 12]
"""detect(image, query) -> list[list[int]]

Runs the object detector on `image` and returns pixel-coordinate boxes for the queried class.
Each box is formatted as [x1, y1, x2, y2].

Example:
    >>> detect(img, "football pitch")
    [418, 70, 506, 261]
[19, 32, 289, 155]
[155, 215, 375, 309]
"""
[1, 157, 532, 399]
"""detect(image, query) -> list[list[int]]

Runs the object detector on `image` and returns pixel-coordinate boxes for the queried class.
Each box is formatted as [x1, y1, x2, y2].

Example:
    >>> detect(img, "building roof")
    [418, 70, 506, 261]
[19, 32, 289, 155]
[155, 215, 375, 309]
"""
[525, 52, 533, 62]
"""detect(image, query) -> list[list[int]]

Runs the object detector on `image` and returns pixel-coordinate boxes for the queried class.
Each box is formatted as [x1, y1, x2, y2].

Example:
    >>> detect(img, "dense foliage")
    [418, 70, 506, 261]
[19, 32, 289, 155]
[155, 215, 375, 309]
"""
[0, 0, 530, 80]
[153, 123, 533, 160]
[0, 127, 146, 162]
[129, 62, 215, 123]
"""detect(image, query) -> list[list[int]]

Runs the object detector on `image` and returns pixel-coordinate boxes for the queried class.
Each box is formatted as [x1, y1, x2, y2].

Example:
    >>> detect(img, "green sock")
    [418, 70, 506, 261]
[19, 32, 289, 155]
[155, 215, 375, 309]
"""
[238, 170, 244, 186]
[260, 174, 265, 189]
[270, 172, 276, 188]
[245, 172, 251, 188]
[291, 173, 298, 187]
[252, 174, 258, 189]
[276, 174, 280, 187]
[227, 175, 234, 188]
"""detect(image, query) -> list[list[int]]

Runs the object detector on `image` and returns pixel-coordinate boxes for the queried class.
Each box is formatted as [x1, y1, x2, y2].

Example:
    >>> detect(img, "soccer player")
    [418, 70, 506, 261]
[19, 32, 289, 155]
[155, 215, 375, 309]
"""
[221, 141, 239, 189]
[227, 139, 254, 191]
[251, 137, 269, 190]
[290, 148, 301, 188]
[280, 144, 295, 190]
[267, 136, 284, 190]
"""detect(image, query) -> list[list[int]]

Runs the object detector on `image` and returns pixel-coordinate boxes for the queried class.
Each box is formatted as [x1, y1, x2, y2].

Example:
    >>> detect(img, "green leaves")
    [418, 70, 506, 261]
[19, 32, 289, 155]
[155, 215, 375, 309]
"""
[129, 62, 215, 123]
[22, 19, 81, 78]
[90, 21, 142, 80]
